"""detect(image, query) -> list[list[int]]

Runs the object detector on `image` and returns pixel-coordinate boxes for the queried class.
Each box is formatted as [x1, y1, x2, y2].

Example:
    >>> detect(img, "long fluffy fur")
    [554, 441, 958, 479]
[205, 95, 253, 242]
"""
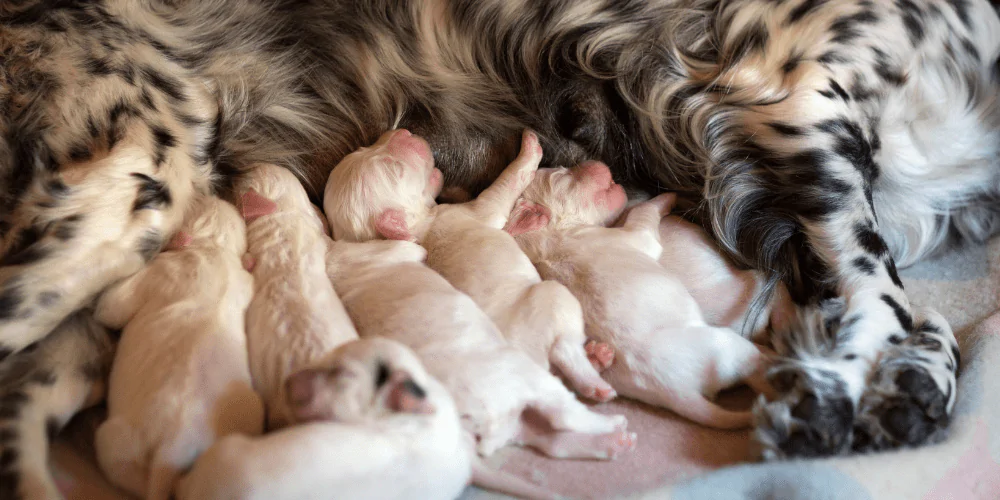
[0, 0, 997, 469]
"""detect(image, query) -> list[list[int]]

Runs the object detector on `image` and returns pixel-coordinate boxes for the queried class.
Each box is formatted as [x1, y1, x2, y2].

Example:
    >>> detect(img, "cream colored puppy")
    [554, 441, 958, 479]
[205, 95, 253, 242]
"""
[507, 161, 774, 430]
[329, 129, 612, 401]
[92, 194, 264, 500]
[176, 338, 474, 500]
[235, 164, 359, 430]
[323, 130, 634, 459]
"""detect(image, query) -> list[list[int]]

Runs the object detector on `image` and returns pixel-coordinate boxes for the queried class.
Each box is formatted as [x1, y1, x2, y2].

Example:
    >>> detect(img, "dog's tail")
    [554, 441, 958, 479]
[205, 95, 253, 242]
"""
[471, 457, 567, 500]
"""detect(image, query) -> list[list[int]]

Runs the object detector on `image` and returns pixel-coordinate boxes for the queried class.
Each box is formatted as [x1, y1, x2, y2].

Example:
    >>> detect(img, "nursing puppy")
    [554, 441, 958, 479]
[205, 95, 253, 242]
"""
[236, 164, 359, 430]
[178, 338, 554, 500]
[333, 129, 613, 401]
[91, 194, 264, 500]
[507, 162, 773, 429]
[324, 132, 633, 459]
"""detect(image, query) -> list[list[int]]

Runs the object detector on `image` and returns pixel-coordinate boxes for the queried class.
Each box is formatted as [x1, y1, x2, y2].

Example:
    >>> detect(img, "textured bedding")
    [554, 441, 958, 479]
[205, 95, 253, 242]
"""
[51, 238, 1000, 500]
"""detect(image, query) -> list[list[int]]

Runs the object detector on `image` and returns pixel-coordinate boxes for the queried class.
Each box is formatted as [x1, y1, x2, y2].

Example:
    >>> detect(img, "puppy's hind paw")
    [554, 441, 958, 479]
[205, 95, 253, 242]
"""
[753, 364, 854, 459]
[585, 340, 614, 372]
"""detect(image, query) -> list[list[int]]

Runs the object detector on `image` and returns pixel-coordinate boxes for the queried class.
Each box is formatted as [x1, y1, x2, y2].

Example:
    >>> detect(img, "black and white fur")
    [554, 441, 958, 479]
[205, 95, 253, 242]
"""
[0, 311, 116, 500]
[0, 0, 996, 470]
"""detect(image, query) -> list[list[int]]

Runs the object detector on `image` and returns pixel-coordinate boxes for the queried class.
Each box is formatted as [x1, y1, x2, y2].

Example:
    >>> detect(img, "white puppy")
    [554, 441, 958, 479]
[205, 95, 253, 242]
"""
[506, 161, 773, 429]
[654, 214, 794, 339]
[323, 130, 634, 460]
[331, 129, 613, 401]
[235, 164, 360, 430]
[92, 194, 264, 500]
[176, 338, 473, 500]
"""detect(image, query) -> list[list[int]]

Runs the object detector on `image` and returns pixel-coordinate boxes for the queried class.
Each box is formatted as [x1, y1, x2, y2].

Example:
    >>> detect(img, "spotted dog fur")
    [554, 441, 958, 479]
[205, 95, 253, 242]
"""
[0, 311, 116, 500]
[0, 0, 997, 467]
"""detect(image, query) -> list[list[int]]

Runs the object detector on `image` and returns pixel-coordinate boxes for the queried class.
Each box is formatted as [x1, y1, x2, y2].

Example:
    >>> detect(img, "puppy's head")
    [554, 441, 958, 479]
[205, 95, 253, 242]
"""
[505, 160, 627, 235]
[284, 338, 437, 424]
[324, 129, 443, 242]
[171, 194, 248, 256]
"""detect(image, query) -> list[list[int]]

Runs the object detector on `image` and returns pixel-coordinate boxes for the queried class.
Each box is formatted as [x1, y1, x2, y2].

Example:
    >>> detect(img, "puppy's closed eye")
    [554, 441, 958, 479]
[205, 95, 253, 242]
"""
[375, 361, 390, 388]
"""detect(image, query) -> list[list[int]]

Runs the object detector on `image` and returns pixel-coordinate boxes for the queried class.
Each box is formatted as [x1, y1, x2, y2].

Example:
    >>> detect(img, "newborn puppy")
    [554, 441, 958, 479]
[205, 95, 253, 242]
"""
[235, 164, 359, 430]
[336, 129, 613, 401]
[177, 338, 472, 500]
[91, 194, 264, 500]
[324, 133, 634, 460]
[653, 214, 794, 339]
[507, 161, 773, 429]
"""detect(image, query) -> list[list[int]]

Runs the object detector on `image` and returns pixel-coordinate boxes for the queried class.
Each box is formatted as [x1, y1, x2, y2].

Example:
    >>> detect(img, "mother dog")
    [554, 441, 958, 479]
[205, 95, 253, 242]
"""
[0, 0, 995, 471]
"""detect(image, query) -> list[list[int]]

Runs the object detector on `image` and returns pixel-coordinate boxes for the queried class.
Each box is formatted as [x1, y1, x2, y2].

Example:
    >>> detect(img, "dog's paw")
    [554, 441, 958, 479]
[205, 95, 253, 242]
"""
[584, 340, 614, 372]
[853, 317, 959, 452]
[753, 364, 855, 459]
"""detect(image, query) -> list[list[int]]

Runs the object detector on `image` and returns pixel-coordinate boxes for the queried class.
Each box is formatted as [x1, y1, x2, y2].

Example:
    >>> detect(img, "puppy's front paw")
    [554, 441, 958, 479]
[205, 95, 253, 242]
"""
[753, 364, 855, 459]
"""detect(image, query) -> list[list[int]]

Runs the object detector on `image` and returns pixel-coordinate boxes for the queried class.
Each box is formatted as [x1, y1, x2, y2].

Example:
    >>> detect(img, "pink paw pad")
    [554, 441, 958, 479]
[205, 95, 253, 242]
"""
[585, 340, 615, 372]
[165, 231, 193, 250]
[240, 189, 278, 223]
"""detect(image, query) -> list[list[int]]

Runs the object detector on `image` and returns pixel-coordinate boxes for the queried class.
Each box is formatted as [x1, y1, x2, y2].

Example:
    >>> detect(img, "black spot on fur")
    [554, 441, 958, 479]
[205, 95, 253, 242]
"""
[888, 334, 905, 344]
[872, 47, 907, 86]
[768, 122, 804, 136]
[852, 256, 877, 275]
[782, 54, 802, 74]
[817, 51, 848, 65]
[375, 362, 390, 388]
[880, 294, 914, 332]
[0, 391, 28, 419]
[885, 259, 904, 289]
[0, 284, 24, 321]
[67, 142, 94, 162]
[896, 0, 926, 45]
[136, 230, 163, 262]
[0, 225, 48, 268]
[150, 126, 176, 167]
[0, 349, 11, 363]
[54, 215, 81, 241]
[726, 19, 770, 64]
[130, 173, 172, 211]
[37, 291, 59, 308]
[0, 470, 18, 500]
[82, 55, 114, 77]
[946, 0, 972, 29]
[140, 66, 185, 101]
[106, 101, 141, 149]
[787, 0, 828, 25]
[960, 38, 980, 62]
[854, 222, 889, 257]
[829, 9, 879, 44]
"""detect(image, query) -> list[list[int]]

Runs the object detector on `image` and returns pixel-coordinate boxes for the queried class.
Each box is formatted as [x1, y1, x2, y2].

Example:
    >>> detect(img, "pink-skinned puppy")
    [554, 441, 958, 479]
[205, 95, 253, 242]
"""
[330, 128, 614, 401]
[176, 338, 478, 500]
[322, 130, 635, 460]
[91, 194, 264, 500]
[234, 164, 359, 430]
[506, 161, 775, 429]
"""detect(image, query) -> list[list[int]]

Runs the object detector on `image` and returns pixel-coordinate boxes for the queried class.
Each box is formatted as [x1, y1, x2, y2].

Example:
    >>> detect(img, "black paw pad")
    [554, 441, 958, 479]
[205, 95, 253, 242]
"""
[854, 364, 951, 452]
[754, 366, 855, 459]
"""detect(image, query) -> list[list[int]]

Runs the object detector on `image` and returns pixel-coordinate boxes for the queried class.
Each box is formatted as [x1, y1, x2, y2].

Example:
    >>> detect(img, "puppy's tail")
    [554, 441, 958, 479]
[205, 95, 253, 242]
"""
[145, 461, 181, 500]
[471, 457, 567, 500]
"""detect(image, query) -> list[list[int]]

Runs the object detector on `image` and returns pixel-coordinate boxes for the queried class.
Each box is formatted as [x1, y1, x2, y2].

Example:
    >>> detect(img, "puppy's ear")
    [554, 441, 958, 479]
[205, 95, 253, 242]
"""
[239, 189, 278, 224]
[374, 208, 413, 241]
[504, 199, 551, 236]
[284, 369, 332, 423]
